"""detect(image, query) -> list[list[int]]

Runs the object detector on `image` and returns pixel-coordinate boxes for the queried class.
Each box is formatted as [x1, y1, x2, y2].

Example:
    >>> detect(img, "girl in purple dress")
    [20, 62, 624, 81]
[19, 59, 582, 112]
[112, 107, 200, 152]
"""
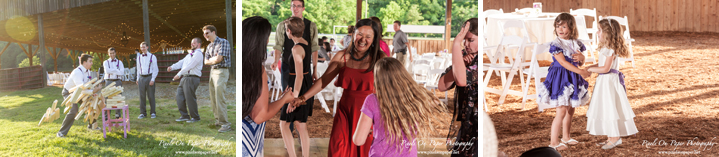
[536, 13, 591, 151]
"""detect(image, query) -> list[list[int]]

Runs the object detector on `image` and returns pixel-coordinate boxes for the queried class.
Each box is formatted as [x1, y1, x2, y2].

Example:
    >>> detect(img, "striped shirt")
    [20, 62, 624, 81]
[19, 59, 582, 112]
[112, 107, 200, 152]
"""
[205, 36, 232, 68]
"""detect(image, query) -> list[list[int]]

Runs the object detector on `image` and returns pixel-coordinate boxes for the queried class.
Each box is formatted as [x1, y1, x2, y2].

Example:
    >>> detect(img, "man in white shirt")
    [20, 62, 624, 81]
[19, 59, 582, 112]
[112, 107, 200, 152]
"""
[136, 42, 159, 119]
[103, 47, 125, 119]
[168, 38, 204, 123]
[58, 54, 100, 137]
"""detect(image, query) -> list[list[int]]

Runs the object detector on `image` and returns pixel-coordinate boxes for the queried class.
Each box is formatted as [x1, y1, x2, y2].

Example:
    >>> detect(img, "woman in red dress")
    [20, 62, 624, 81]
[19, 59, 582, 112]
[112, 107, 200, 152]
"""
[290, 18, 386, 157]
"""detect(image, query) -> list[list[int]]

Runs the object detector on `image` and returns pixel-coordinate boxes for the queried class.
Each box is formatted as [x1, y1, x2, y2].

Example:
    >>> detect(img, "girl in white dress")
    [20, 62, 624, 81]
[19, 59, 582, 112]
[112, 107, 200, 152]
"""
[584, 18, 638, 150]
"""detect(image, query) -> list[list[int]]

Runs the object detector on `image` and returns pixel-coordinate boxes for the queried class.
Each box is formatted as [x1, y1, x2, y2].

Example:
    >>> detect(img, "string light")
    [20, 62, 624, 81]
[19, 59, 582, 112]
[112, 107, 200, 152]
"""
[42, 6, 228, 55]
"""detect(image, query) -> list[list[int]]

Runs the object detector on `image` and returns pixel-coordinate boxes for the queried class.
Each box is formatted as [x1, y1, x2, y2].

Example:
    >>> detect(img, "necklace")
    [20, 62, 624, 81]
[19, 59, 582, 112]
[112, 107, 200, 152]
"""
[350, 50, 369, 61]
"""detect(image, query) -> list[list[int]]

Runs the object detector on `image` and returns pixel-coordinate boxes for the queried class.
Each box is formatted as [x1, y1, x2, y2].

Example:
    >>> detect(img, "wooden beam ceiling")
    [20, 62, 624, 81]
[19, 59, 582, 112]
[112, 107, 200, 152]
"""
[0, 0, 234, 55]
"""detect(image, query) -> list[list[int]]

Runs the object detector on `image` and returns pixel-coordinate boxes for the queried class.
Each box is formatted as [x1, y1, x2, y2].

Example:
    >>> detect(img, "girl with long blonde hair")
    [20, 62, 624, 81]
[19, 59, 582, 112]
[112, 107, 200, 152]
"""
[352, 57, 447, 156]
[584, 18, 637, 150]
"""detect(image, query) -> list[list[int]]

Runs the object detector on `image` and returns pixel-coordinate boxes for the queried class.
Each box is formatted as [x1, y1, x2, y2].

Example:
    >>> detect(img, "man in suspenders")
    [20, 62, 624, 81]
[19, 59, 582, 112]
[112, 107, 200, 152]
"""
[103, 47, 124, 119]
[57, 54, 98, 137]
[168, 38, 204, 123]
[136, 42, 158, 119]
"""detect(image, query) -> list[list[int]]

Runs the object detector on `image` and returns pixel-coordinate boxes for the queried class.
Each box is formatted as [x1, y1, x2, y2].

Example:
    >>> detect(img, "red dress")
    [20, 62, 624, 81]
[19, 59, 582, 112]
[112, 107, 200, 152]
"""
[329, 56, 374, 157]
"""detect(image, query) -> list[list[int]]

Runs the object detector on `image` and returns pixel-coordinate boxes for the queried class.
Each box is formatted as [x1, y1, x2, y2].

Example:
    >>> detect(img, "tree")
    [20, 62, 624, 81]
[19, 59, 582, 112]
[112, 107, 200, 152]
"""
[18, 56, 40, 68]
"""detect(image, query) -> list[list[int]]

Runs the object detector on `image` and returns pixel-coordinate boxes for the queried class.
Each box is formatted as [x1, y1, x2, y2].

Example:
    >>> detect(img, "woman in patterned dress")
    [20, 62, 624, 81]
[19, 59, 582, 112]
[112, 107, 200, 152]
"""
[438, 18, 479, 157]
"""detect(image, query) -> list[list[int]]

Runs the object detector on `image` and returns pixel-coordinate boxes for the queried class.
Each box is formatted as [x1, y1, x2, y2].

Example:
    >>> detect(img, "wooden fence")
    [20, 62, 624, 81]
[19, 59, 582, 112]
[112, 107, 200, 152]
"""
[484, 0, 719, 32]
[381, 38, 454, 55]
[0, 65, 45, 91]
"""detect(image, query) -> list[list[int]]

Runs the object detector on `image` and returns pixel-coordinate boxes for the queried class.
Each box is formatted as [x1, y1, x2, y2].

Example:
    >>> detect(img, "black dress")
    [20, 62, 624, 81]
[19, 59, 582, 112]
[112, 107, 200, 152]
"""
[280, 42, 314, 122]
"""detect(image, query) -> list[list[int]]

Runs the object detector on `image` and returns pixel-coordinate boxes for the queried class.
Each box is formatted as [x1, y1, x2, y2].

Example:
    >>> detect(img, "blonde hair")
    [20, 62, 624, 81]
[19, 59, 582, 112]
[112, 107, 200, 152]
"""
[597, 19, 630, 58]
[373, 57, 447, 154]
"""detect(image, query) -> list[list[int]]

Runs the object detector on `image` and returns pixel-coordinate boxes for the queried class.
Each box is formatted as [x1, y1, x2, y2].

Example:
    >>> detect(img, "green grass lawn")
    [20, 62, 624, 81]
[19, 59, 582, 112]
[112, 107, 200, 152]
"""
[0, 87, 236, 156]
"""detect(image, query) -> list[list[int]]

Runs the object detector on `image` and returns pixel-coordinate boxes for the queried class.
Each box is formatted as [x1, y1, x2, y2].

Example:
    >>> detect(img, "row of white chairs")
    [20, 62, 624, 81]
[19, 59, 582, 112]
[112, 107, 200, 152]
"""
[483, 8, 636, 111]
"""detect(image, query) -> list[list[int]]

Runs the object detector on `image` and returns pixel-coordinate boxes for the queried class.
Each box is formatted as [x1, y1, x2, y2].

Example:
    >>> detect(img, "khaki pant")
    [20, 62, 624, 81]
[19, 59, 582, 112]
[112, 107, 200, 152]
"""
[209, 68, 230, 127]
[396, 52, 407, 66]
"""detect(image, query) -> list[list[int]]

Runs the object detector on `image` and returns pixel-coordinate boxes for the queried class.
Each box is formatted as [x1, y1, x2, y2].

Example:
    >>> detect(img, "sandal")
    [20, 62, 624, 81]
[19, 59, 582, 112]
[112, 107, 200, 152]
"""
[561, 138, 579, 145]
[549, 143, 568, 150]
[596, 140, 610, 146]
[602, 138, 622, 150]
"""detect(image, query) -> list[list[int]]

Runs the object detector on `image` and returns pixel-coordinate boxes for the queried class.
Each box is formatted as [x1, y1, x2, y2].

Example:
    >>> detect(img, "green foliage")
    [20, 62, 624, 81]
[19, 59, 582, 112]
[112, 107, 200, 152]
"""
[240, 0, 478, 38]
[91, 52, 108, 71]
[17, 56, 40, 68]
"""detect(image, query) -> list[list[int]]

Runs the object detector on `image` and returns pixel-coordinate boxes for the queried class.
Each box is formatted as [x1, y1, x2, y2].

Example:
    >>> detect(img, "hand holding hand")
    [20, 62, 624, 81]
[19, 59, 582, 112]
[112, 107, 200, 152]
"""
[280, 87, 294, 102]
[580, 69, 591, 78]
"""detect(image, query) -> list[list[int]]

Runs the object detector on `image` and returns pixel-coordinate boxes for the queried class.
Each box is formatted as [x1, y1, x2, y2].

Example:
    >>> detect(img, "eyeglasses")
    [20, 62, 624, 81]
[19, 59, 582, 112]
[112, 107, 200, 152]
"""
[291, 5, 304, 8]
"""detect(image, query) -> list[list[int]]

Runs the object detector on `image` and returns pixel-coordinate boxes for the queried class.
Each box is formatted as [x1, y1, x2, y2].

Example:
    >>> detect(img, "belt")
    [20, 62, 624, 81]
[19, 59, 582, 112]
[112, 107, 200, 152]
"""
[289, 72, 309, 75]
[183, 74, 200, 78]
[212, 66, 228, 69]
[141, 74, 152, 77]
[600, 69, 626, 91]
[106, 79, 121, 81]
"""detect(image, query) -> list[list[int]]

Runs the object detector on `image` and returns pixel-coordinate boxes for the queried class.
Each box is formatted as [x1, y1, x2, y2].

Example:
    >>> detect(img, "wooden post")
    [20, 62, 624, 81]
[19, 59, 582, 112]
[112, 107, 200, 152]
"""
[143, 0, 151, 52]
[39, 14, 47, 87]
[226, 0, 235, 77]
[0, 42, 11, 69]
[356, 0, 362, 22]
[445, 0, 453, 52]
[46, 46, 60, 72]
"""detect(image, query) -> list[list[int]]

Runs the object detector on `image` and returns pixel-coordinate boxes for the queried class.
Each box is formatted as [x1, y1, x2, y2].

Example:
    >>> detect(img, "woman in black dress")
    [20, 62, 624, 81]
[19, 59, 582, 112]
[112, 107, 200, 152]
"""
[279, 17, 314, 157]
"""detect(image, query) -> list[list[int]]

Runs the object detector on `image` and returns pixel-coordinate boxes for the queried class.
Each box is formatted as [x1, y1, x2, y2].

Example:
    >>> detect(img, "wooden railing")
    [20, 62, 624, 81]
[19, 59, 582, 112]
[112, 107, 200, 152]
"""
[0, 66, 45, 91]
[382, 38, 454, 55]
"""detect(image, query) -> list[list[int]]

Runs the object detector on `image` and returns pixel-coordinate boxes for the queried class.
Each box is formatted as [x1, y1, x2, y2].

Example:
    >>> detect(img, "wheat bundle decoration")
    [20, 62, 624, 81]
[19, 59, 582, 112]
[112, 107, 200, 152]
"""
[41, 78, 125, 127]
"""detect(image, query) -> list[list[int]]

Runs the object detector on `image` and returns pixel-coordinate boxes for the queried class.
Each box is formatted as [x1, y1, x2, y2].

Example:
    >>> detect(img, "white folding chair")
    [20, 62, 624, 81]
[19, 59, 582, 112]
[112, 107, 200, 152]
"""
[570, 8, 598, 64]
[521, 42, 551, 109]
[425, 68, 448, 104]
[412, 60, 432, 85]
[313, 62, 332, 113]
[487, 20, 535, 83]
[484, 35, 535, 105]
[270, 69, 284, 101]
[602, 16, 636, 68]
[483, 9, 503, 62]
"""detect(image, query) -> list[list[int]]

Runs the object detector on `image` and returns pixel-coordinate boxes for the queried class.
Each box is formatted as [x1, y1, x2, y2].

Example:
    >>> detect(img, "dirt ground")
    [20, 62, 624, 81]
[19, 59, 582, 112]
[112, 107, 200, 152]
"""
[264, 88, 457, 138]
[485, 32, 719, 156]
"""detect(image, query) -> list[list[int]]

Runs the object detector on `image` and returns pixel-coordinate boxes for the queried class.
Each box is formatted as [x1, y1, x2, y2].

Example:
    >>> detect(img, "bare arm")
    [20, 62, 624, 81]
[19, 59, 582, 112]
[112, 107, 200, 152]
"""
[292, 46, 305, 97]
[587, 55, 615, 74]
[451, 25, 470, 87]
[438, 69, 455, 92]
[554, 53, 589, 77]
[312, 51, 318, 79]
[352, 113, 373, 146]
[296, 51, 346, 103]
[249, 69, 294, 124]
